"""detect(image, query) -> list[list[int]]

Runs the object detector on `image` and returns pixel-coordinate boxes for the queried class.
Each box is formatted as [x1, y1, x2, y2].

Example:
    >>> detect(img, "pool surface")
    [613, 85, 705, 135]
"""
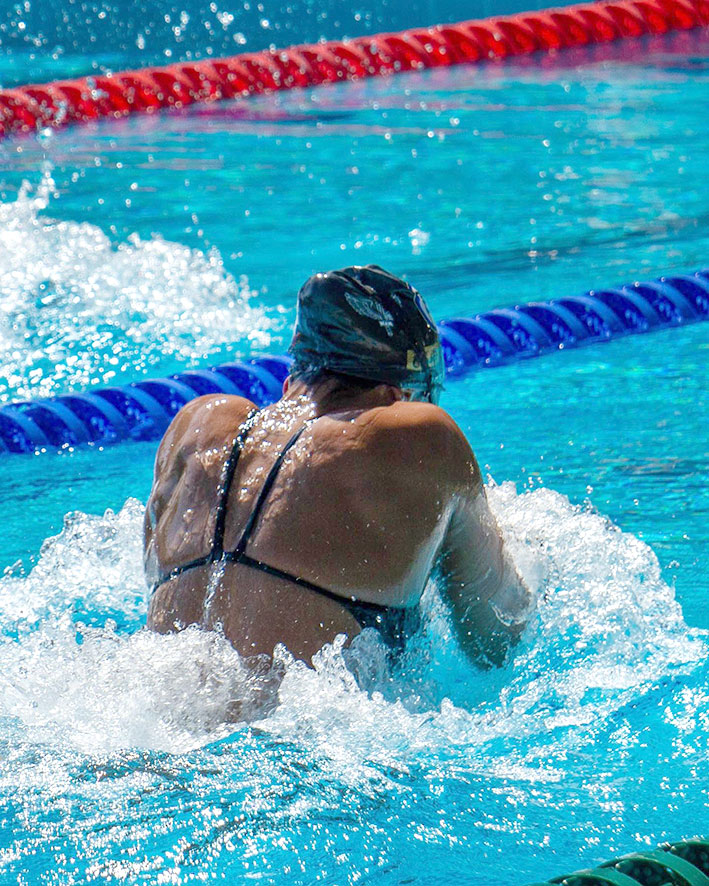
[1, 19, 708, 886]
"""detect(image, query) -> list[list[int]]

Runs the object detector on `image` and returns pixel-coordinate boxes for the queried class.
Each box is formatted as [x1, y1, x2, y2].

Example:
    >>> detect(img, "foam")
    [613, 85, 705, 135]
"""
[0, 483, 704, 765]
[0, 169, 275, 403]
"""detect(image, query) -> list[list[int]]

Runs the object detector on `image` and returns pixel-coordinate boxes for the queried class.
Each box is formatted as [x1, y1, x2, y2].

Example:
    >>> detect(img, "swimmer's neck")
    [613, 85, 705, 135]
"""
[281, 376, 404, 417]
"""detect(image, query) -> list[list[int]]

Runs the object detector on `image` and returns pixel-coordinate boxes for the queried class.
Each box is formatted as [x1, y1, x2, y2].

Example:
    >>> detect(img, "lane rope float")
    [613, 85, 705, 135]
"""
[527, 836, 709, 885]
[1, 0, 708, 139]
[1, 266, 707, 454]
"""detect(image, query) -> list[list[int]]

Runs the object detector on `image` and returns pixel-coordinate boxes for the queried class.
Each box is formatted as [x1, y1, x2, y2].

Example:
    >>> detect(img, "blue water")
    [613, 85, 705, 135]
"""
[0, 0, 575, 87]
[1, 21, 709, 886]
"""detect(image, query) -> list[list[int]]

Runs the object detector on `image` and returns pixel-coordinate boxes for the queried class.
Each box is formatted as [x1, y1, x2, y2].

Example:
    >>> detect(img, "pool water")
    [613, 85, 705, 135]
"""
[1, 26, 709, 886]
[0, 0, 574, 89]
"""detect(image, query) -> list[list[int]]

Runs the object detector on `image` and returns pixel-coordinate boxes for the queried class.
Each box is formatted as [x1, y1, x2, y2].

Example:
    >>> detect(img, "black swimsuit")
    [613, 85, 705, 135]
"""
[152, 409, 418, 648]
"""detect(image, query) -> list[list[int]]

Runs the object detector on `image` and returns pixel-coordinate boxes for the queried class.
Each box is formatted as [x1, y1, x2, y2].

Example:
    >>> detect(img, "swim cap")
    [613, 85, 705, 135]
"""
[289, 265, 444, 404]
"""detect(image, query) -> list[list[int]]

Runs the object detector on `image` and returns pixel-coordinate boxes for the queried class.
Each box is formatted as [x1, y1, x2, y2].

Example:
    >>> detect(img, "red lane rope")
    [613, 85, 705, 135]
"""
[1, 0, 707, 138]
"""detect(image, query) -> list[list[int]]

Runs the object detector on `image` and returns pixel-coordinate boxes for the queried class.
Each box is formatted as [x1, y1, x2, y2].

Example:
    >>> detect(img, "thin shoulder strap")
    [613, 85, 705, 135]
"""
[151, 407, 260, 592]
[229, 419, 314, 559]
[212, 407, 261, 558]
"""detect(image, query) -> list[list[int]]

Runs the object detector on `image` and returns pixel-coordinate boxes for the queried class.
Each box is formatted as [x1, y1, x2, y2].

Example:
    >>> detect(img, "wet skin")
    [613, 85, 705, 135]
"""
[144, 376, 531, 665]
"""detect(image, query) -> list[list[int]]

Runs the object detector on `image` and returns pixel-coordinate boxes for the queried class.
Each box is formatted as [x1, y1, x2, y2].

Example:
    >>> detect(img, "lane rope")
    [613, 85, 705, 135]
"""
[1, 267, 707, 454]
[527, 836, 709, 886]
[1, 0, 708, 139]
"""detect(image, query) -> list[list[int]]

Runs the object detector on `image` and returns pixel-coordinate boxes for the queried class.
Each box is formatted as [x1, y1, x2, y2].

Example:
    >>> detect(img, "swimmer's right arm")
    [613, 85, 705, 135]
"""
[436, 424, 532, 668]
[143, 394, 258, 580]
[143, 397, 194, 581]
[143, 395, 224, 578]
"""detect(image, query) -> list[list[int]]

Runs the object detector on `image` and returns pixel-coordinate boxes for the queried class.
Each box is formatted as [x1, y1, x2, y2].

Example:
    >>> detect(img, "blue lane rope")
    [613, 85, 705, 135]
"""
[1, 268, 708, 454]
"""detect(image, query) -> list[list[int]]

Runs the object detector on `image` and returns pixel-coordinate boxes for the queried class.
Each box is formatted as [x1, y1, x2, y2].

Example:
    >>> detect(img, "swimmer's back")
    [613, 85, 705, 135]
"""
[145, 393, 475, 613]
[245, 397, 474, 606]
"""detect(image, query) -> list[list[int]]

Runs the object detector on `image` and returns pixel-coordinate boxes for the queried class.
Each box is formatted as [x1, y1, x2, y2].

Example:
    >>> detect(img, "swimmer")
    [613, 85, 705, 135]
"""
[144, 265, 531, 666]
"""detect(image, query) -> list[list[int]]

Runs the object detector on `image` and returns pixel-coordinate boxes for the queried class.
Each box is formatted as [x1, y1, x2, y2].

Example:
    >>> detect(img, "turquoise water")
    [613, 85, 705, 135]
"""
[0, 0, 574, 87]
[1, 27, 709, 886]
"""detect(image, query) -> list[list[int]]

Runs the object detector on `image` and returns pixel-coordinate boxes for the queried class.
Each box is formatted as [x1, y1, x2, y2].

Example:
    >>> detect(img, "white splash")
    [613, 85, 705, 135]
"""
[0, 499, 147, 632]
[0, 484, 704, 763]
[0, 170, 275, 403]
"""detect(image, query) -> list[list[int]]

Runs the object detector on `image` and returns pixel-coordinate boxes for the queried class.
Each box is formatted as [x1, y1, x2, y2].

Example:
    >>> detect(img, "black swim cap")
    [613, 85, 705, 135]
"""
[289, 265, 444, 404]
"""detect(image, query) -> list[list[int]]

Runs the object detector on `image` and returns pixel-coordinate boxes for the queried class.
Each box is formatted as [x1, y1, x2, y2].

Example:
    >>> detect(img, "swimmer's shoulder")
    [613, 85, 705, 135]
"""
[154, 394, 257, 471]
[361, 401, 482, 491]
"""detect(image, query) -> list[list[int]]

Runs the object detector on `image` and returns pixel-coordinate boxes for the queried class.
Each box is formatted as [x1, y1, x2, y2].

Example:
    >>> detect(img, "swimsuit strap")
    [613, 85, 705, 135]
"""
[227, 550, 413, 647]
[150, 410, 417, 649]
[231, 551, 382, 611]
[229, 418, 315, 559]
[212, 407, 261, 558]
[151, 407, 260, 592]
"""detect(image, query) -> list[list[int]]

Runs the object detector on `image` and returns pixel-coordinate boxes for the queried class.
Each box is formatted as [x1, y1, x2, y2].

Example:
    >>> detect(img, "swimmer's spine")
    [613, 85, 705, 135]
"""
[526, 835, 709, 885]
[1, 268, 708, 454]
[1, 0, 708, 139]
